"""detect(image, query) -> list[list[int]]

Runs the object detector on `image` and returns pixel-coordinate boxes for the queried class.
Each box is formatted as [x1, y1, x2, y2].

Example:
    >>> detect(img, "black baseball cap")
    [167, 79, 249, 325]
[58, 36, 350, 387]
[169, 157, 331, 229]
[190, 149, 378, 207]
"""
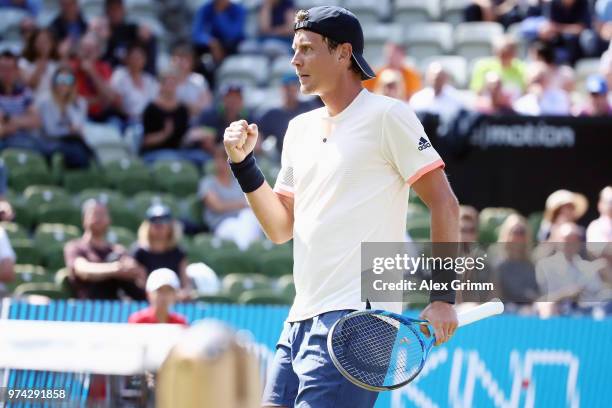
[294, 6, 375, 80]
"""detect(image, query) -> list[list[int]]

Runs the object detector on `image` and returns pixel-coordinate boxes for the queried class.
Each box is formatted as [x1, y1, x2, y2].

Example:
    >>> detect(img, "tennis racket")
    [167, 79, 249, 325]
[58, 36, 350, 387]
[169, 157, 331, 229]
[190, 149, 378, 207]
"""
[327, 300, 504, 391]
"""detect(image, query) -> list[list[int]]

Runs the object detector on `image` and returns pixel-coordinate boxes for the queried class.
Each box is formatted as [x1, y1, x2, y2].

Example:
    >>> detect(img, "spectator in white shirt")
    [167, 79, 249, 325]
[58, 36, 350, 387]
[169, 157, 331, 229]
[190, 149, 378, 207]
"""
[410, 62, 465, 122]
[171, 43, 212, 119]
[514, 61, 570, 115]
[20, 28, 60, 102]
[0, 226, 16, 297]
[110, 42, 159, 122]
[587, 186, 612, 242]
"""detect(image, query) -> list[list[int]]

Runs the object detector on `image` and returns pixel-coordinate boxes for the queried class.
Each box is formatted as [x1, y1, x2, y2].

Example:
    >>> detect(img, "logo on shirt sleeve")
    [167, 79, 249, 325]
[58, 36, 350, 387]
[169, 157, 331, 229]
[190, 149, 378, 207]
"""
[417, 137, 432, 151]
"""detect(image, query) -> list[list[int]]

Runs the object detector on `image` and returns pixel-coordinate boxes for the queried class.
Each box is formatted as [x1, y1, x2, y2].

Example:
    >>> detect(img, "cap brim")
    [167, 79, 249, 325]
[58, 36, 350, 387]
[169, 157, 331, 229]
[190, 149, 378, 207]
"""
[352, 52, 376, 81]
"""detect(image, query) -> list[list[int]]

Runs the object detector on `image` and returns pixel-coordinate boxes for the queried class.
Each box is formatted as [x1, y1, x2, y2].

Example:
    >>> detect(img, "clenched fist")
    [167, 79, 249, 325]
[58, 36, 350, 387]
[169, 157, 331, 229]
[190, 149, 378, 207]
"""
[223, 120, 258, 163]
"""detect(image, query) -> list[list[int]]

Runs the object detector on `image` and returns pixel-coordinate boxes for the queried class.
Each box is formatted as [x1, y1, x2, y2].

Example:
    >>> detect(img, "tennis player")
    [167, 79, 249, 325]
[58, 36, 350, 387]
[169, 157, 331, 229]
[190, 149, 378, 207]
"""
[223, 6, 460, 407]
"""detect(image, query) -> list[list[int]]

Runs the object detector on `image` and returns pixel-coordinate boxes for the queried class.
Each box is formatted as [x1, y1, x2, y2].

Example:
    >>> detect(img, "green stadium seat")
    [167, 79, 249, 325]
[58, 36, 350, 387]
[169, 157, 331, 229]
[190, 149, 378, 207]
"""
[6, 168, 54, 192]
[13, 282, 69, 299]
[54, 267, 74, 297]
[528, 212, 543, 242]
[196, 294, 236, 304]
[62, 168, 107, 193]
[6, 191, 33, 229]
[106, 226, 136, 248]
[222, 273, 271, 299]
[2, 149, 53, 190]
[152, 160, 200, 196]
[207, 248, 257, 275]
[478, 207, 517, 244]
[23, 185, 70, 208]
[178, 193, 203, 225]
[192, 233, 239, 252]
[407, 218, 431, 241]
[33, 224, 81, 270]
[104, 158, 155, 195]
[238, 289, 291, 305]
[6, 264, 50, 292]
[37, 203, 81, 228]
[131, 192, 180, 219]
[11, 239, 42, 266]
[276, 274, 295, 299]
[257, 251, 293, 277]
[1, 221, 28, 241]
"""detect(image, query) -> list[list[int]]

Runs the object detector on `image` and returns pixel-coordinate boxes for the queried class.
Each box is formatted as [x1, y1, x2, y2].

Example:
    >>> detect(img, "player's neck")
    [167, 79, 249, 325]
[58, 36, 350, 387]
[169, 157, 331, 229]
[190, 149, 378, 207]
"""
[320, 80, 363, 117]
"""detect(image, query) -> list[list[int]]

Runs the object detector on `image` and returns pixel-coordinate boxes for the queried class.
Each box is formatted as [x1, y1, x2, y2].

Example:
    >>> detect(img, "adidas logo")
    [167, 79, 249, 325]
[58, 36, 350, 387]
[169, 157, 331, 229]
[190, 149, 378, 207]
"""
[418, 137, 431, 151]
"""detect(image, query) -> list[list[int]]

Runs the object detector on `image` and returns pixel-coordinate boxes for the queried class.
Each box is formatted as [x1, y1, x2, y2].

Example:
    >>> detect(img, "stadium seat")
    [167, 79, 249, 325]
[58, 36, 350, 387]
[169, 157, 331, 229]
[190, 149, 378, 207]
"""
[527, 211, 543, 242]
[83, 122, 131, 165]
[238, 289, 291, 305]
[257, 251, 293, 277]
[151, 160, 200, 196]
[404, 23, 453, 61]
[11, 240, 42, 266]
[196, 294, 236, 304]
[1, 222, 28, 241]
[34, 223, 81, 255]
[507, 22, 529, 59]
[13, 282, 70, 299]
[1, 149, 53, 191]
[343, 0, 384, 24]
[131, 192, 180, 219]
[420, 55, 468, 88]
[276, 274, 295, 299]
[207, 248, 258, 275]
[62, 168, 107, 193]
[222, 273, 271, 299]
[454, 22, 504, 62]
[36, 203, 81, 228]
[192, 233, 239, 252]
[106, 226, 137, 248]
[394, 0, 440, 25]
[216, 55, 269, 88]
[361, 24, 403, 67]
[54, 267, 73, 297]
[407, 217, 431, 241]
[270, 56, 296, 84]
[104, 158, 155, 195]
[478, 207, 516, 245]
[178, 193, 203, 225]
[5, 192, 34, 230]
[6, 264, 50, 292]
[441, 0, 471, 25]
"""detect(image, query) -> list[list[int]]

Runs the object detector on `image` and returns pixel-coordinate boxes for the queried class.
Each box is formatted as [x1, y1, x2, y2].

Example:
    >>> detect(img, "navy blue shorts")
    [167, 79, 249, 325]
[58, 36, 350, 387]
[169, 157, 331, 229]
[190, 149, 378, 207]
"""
[262, 310, 379, 407]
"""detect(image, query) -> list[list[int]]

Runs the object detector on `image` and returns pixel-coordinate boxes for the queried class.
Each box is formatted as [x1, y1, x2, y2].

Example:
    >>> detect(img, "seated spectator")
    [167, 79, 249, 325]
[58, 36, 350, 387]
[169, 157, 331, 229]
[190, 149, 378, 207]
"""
[20, 28, 60, 102]
[558, 65, 583, 112]
[198, 146, 262, 250]
[474, 71, 515, 114]
[536, 222, 601, 304]
[495, 214, 540, 304]
[364, 42, 422, 100]
[601, 48, 612, 106]
[110, 42, 159, 123]
[257, 0, 295, 54]
[171, 43, 212, 119]
[128, 268, 188, 325]
[538, 0, 592, 64]
[0, 224, 16, 297]
[0, 161, 14, 222]
[538, 189, 588, 242]
[140, 70, 209, 166]
[470, 35, 527, 101]
[514, 62, 570, 115]
[373, 68, 407, 100]
[587, 186, 612, 242]
[577, 75, 612, 116]
[103, 0, 157, 75]
[0, 50, 42, 153]
[71, 33, 121, 122]
[0, 0, 38, 15]
[410, 62, 465, 123]
[256, 74, 316, 155]
[49, 0, 88, 58]
[194, 83, 252, 150]
[36, 66, 94, 168]
[64, 199, 147, 300]
[192, 0, 246, 65]
[593, 0, 612, 54]
[132, 204, 193, 300]
[464, 0, 525, 28]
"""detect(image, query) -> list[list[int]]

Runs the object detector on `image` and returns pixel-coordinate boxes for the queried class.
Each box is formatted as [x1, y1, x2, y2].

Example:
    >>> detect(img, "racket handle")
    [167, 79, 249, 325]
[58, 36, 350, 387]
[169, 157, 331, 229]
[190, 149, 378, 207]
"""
[457, 299, 504, 328]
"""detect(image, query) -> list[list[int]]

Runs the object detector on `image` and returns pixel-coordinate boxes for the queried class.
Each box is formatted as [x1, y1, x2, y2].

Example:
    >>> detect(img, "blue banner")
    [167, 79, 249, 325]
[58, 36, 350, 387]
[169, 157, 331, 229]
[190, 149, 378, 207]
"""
[5, 301, 612, 407]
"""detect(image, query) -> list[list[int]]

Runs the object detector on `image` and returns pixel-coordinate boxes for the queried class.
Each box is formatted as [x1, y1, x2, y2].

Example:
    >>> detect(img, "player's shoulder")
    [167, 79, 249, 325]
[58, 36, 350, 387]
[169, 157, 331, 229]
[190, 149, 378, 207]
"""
[289, 105, 326, 126]
[362, 91, 414, 118]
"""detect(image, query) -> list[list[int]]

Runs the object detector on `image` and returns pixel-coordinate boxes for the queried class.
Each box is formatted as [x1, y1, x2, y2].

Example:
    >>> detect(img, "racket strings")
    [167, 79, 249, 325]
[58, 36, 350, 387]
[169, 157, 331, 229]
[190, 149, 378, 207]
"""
[330, 313, 427, 388]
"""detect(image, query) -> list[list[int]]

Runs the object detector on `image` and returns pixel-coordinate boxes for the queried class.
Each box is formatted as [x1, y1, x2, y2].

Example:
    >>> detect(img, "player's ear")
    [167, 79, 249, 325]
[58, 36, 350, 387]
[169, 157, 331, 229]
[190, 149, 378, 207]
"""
[339, 43, 352, 64]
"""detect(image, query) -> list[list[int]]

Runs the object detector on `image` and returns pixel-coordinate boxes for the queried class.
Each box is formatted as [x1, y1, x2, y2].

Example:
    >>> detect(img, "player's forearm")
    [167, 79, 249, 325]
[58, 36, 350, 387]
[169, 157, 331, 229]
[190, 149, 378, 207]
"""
[246, 182, 293, 244]
[429, 194, 460, 242]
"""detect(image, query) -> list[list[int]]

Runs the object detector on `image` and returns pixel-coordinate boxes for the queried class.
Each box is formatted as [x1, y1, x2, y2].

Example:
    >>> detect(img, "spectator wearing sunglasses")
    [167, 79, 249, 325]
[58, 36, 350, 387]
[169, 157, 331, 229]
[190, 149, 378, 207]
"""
[36, 66, 93, 168]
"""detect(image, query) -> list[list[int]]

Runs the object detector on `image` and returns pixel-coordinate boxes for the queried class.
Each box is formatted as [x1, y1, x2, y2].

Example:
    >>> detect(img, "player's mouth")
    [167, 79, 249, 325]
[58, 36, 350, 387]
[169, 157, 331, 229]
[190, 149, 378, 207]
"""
[298, 74, 310, 81]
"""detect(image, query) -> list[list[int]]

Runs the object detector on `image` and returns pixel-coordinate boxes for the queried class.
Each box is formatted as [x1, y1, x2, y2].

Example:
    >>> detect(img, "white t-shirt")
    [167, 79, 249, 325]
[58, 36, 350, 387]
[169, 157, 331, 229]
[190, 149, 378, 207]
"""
[409, 85, 464, 122]
[19, 59, 58, 102]
[176, 73, 210, 109]
[0, 228, 15, 262]
[110, 67, 159, 120]
[513, 89, 570, 116]
[274, 89, 445, 322]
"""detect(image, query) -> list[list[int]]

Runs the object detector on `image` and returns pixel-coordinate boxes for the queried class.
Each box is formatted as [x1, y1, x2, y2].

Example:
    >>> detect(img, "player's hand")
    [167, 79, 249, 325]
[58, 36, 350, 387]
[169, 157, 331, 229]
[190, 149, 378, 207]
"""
[223, 119, 258, 164]
[419, 301, 458, 346]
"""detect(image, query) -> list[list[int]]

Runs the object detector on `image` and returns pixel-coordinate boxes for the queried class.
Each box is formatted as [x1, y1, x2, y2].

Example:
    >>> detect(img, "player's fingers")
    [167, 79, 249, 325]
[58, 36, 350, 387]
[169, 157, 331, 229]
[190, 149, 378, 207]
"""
[432, 322, 448, 346]
[419, 324, 431, 338]
[247, 123, 258, 136]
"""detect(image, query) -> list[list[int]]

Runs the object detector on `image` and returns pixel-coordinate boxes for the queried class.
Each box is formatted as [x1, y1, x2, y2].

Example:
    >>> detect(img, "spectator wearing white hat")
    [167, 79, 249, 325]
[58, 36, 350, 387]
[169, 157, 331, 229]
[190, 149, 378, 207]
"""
[587, 186, 612, 242]
[128, 268, 188, 325]
[537, 189, 588, 242]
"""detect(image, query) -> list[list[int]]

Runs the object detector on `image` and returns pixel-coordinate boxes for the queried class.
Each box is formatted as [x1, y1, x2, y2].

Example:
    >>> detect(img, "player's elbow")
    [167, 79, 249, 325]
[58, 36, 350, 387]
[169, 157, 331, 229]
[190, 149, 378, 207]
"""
[266, 229, 293, 245]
